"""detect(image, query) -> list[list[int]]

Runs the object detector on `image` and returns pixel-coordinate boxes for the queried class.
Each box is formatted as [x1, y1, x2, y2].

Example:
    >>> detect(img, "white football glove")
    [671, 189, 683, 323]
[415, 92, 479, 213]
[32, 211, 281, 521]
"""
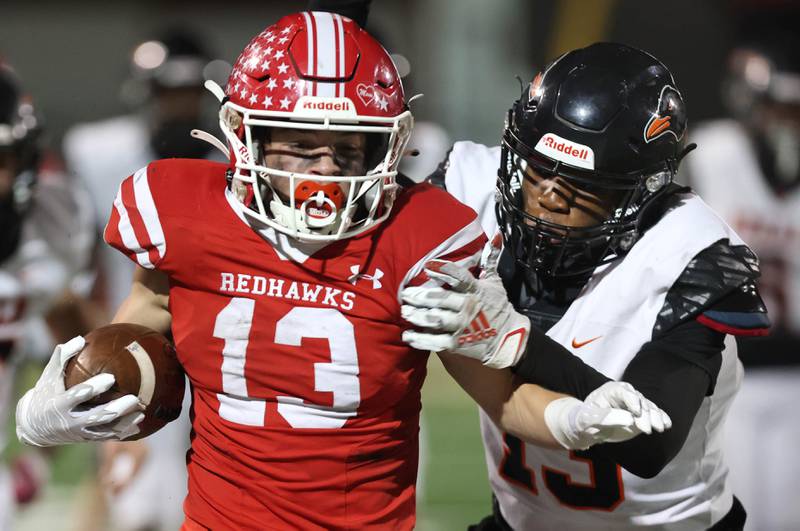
[16, 336, 145, 447]
[401, 235, 530, 369]
[544, 381, 672, 450]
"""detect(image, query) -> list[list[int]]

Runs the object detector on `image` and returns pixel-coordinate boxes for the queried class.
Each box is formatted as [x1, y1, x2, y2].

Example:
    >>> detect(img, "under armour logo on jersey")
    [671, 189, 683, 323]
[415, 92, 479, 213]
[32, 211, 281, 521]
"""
[348, 265, 384, 289]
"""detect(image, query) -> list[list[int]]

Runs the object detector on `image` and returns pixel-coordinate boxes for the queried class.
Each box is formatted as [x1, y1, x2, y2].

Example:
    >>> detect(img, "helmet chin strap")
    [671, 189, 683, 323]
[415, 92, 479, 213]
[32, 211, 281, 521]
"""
[190, 129, 228, 156]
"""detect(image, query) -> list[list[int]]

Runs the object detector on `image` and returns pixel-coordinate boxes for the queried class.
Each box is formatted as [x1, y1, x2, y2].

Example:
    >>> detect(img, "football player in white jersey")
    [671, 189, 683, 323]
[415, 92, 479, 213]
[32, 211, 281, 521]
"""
[683, 10, 800, 530]
[0, 63, 95, 530]
[402, 43, 770, 530]
[61, 30, 217, 531]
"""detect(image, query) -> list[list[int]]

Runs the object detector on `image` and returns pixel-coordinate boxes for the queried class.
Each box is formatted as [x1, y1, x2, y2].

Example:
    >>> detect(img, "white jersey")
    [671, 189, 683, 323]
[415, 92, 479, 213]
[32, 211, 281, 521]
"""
[445, 141, 745, 530]
[686, 119, 800, 333]
[63, 115, 156, 312]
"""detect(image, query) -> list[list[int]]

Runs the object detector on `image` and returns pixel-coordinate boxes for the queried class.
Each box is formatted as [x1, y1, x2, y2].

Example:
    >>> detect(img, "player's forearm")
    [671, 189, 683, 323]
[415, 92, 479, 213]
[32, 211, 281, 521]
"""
[587, 343, 713, 477]
[112, 267, 171, 333]
[438, 352, 562, 448]
[499, 380, 564, 448]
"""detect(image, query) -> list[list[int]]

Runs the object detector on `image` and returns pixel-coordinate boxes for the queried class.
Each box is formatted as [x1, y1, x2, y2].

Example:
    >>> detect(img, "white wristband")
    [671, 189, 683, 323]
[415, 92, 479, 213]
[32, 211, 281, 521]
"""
[543, 396, 588, 450]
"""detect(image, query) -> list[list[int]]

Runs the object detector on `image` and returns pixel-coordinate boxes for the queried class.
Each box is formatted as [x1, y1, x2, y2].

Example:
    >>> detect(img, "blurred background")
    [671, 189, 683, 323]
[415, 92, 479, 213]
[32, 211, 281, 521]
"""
[1, 0, 798, 530]
[0, 0, 749, 148]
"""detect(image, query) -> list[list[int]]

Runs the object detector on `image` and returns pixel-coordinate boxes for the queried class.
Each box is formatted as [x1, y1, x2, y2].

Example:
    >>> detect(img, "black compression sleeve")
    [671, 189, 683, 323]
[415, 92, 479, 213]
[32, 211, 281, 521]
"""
[512, 326, 611, 399]
[306, 0, 373, 27]
[584, 319, 725, 478]
[514, 318, 725, 478]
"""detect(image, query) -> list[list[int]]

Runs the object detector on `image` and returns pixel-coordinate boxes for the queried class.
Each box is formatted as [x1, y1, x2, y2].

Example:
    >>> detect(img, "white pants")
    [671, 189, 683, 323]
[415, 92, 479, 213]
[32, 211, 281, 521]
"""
[724, 367, 800, 531]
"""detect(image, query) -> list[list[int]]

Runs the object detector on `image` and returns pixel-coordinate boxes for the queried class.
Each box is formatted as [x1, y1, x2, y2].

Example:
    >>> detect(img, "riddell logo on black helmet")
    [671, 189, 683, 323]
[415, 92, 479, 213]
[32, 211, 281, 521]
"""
[534, 133, 596, 170]
[643, 85, 686, 143]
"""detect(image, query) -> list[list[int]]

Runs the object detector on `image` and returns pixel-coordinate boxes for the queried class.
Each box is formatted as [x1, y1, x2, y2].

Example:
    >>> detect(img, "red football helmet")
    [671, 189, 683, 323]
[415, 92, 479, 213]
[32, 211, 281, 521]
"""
[218, 11, 413, 241]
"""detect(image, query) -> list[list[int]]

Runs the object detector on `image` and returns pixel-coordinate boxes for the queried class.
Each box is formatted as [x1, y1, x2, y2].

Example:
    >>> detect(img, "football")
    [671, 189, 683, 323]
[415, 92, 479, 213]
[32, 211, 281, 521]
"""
[64, 323, 185, 440]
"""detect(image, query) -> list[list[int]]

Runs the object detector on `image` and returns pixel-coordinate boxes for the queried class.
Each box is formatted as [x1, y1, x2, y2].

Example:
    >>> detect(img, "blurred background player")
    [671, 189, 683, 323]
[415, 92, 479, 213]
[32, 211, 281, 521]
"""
[0, 62, 95, 529]
[63, 28, 219, 314]
[62, 29, 221, 531]
[683, 6, 800, 530]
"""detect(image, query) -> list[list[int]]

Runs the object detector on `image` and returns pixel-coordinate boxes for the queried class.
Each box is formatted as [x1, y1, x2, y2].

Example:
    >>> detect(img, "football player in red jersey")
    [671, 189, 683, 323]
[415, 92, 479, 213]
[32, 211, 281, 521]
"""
[15, 13, 669, 530]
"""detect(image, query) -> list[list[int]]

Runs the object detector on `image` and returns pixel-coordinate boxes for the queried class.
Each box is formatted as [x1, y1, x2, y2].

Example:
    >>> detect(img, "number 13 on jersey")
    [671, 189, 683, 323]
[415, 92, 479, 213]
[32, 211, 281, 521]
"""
[213, 297, 361, 429]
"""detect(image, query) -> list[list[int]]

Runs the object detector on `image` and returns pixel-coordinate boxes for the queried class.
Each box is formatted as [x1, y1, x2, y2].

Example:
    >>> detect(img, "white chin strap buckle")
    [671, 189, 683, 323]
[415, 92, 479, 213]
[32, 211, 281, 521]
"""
[301, 191, 339, 229]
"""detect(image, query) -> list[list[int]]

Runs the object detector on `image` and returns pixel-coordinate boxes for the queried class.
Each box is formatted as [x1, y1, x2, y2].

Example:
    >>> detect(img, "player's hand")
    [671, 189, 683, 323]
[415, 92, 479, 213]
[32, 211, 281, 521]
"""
[15, 336, 145, 447]
[544, 382, 672, 450]
[99, 439, 149, 496]
[401, 235, 530, 369]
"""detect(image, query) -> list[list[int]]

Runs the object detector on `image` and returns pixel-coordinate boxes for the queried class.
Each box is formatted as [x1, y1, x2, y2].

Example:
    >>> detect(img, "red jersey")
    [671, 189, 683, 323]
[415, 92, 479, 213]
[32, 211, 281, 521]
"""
[104, 159, 485, 530]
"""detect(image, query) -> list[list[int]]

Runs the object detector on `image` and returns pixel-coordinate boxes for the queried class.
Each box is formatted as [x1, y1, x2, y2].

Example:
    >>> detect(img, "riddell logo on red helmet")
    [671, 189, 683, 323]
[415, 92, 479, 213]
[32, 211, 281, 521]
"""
[534, 133, 595, 170]
[301, 100, 351, 112]
[294, 96, 357, 117]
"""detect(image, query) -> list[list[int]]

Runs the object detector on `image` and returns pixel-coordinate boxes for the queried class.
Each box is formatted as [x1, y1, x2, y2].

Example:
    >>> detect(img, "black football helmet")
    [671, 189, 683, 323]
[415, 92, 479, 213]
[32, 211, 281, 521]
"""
[0, 65, 40, 262]
[497, 42, 690, 279]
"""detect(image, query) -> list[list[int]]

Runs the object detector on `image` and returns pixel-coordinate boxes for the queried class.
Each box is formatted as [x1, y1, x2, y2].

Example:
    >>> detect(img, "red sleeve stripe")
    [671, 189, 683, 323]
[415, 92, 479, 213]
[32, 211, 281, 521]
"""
[108, 167, 166, 269]
[399, 217, 486, 295]
[696, 314, 770, 337]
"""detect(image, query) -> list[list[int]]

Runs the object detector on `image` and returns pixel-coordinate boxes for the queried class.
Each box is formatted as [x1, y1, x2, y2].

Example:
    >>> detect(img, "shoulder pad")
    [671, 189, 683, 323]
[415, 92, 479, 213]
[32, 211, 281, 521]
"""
[696, 281, 770, 336]
[653, 239, 767, 336]
[424, 145, 454, 190]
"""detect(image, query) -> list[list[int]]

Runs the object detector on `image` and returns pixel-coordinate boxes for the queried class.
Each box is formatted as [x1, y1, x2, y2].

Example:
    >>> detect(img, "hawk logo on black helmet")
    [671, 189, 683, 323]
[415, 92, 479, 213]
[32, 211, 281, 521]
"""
[643, 85, 686, 143]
